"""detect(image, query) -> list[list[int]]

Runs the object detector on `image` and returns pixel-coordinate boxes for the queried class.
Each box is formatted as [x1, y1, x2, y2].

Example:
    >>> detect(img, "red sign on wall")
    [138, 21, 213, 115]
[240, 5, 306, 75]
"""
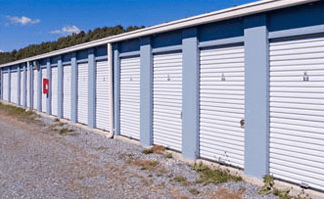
[43, 78, 49, 94]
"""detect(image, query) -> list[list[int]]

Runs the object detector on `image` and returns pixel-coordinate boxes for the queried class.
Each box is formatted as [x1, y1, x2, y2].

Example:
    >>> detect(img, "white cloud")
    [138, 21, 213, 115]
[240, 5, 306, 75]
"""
[6, 15, 40, 25]
[0, 49, 3, 53]
[50, 25, 81, 35]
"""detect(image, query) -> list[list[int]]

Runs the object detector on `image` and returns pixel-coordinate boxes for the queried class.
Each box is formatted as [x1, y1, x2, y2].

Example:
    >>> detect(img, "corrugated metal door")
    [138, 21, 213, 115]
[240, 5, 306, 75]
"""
[77, 63, 88, 125]
[51, 67, 58, 116]
[3, 73, 8, 101]
[33, 69, 38, 109]
[11, 71, 18, 104]
[96, 61, 110, 131]
[153, 52, 183, 151]
[41, 68, 47, 112]
[199, 45, 245, 168]
[269, 36, 324, 190]
[20, 70, 24, 105]
[120, 56, 140, 139]
[27, 70, 30, 107]
[63, 65, 71, 120]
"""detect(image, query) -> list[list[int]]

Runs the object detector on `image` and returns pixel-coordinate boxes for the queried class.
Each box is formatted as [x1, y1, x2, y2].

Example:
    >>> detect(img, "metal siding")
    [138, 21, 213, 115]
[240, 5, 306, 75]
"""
[199, 45, 245, 168]
[77, 63, 88, 125]
[120, 56, 140, 139]
[27, 69, 30, 107]
[51, 67, 58, 116]
[63, 65, 71, 120]
[153, 52, 183, 151]
[96, 61, 110, 131]
[269, 36, 324, 190]
[33, 70, 38, 109]
[11, 72, 18, 104]
[41, 68, 47, 112]
[3, 73, 9, 101]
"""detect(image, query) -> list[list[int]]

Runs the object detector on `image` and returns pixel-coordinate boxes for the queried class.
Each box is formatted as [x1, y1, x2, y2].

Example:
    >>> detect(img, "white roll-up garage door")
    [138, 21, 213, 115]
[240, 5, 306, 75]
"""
[20, 70, 24, 105]
[3, 73, 9, 101]
[41, 68, 47, 112]
[153, 52, 183, 151]
[11, 71, 18, 104]
[33, 69, 38, 110]
[269, 36, 324, 190]
[199, 45, 245, 168]
[120, 56, 140, 139]
[63, 65, 71, 120]
[51, 67, 58, 116]
[96, 61, 110, 131]
[27, 70, 30, 107]
[77, 63, 88, 125]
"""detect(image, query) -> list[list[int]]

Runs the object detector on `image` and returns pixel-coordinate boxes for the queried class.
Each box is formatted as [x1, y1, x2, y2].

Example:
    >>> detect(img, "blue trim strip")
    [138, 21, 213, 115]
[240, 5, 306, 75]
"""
[76, 58, 88, 64]
[152, 45, 182, 54]
[62, 61, 71, 66]
[181, 27, 200, 159]
[88, 48, 96, 128]
[30, 63, 34, 109]
[268, 24, 324, 39]
[1, 68, 3, 100]
[244, 14, 270, 179]
[113, 44, 120, 136]
[119, 51, 140, 58]
[95, 55, 108, 61]
[140, 37, 153, 146]
[47, 59, 51, 114]
[71, 53, 77, 123]
[17, 66, 21, 105]
[58, 57, 63, 118]
[23, 64, 27, 107]
[37, 65, 41, 112]
[51, 63, 58, 67]
[8, 67, 11, 103]
[198, 36, 244, 48]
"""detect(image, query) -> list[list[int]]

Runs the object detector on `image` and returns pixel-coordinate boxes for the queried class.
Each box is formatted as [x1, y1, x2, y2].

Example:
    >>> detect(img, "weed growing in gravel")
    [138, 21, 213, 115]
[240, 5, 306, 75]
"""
[59, 128, 75, 135]
[142, 148, 154, 154]
[189, 189, 200, 195]
[174, 176, 190, 186]
[257, 175, 311, 199]
[192, 162, 242, 185]
[54, 118, 60, 122]
[166, 153, 173, 158]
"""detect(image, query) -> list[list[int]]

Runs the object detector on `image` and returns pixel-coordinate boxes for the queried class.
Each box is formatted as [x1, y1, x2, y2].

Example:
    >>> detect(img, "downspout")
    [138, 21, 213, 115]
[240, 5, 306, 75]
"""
[108, 43, 114, 138]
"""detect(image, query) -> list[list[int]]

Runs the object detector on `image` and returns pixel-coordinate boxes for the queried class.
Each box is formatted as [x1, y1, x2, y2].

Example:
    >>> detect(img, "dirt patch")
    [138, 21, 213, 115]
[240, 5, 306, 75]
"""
[129, 160, 159, 170]
[211, 188, 244, 199]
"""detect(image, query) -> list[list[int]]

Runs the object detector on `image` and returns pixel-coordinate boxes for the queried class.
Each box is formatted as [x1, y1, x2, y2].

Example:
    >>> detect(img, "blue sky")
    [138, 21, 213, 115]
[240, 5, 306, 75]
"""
[0, 0, 256, 53]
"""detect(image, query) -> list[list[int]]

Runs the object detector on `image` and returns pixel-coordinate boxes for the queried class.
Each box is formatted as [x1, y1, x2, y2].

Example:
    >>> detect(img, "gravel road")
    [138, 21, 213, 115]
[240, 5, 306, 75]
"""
[0, 109, 277, 199]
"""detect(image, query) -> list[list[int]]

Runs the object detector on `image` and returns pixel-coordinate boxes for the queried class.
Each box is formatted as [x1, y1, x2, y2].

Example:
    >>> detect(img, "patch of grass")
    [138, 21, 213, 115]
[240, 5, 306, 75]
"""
[59, 128, 75, 135]
[192, 162, 242, 185]
[189, 189, 200, 195]
[54, 118, 60, 122]
[142, 148, 154, 155]
[174, 176, 190, 186]
[148, 174, 152, 177]
[166, 153, 173, 158]
[129, 160, 159, 170]
[0, 103, 34, 119]
[142, 145, 166, 155]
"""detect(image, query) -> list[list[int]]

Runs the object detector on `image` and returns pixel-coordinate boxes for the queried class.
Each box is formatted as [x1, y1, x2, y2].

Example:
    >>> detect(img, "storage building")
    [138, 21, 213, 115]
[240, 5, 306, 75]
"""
[1, 0, 324, 192]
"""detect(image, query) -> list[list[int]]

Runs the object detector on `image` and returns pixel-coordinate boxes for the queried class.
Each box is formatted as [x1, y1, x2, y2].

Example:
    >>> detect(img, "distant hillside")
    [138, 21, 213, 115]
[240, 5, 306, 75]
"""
[0, 25, 145, 65]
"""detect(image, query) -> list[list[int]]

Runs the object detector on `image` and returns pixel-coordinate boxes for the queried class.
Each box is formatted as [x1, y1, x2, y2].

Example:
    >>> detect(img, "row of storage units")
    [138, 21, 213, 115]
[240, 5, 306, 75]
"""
[1, 60, 111, 132]
[1, 34, 323, 192]
[116, 35, 324, 190]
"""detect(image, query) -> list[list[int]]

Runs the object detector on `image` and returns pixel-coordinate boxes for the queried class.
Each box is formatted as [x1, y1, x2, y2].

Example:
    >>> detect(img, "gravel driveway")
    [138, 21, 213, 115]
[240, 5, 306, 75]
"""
[0, 107, 277, 199]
